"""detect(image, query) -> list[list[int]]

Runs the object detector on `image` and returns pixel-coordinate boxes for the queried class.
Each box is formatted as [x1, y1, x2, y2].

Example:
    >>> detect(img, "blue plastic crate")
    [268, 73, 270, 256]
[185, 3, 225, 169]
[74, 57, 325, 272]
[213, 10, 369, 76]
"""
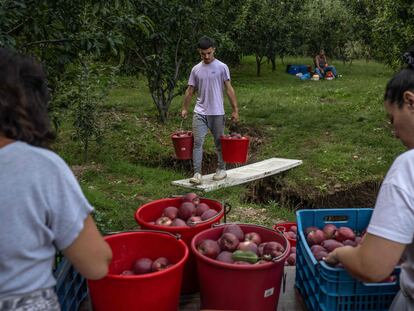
[53, 257, 88, 311]
[295, 208, 400, 311]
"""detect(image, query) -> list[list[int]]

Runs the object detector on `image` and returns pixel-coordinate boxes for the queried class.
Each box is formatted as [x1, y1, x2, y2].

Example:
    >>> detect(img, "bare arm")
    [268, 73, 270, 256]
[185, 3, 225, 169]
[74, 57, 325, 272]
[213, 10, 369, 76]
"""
[315, 56, 324, 73]
[224, 80, 239, 122]
[325, 233, 405, 282]
[181, 85, 194, 119]
[62, 215, 112, 280]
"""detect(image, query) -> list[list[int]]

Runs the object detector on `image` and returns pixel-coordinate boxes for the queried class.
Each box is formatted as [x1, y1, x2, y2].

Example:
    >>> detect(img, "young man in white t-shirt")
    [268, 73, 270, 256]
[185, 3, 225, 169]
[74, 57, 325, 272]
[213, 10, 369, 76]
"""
[181, 36, 239, 184]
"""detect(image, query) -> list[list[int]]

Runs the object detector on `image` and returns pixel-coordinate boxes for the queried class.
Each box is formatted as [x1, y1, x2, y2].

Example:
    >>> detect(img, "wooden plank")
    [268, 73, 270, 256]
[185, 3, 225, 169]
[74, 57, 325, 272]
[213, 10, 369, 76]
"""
[171, 158, 302, 192]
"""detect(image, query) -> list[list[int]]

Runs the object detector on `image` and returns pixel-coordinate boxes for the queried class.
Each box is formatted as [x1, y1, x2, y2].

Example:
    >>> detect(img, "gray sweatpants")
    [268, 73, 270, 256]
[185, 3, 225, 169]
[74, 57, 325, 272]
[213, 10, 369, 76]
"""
[0, 288, 60, 311]
[192, 113, 226, 174]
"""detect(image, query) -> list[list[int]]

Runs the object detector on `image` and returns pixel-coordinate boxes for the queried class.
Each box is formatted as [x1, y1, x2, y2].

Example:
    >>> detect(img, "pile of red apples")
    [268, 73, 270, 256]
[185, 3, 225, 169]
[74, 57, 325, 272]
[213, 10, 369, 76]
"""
[305, 224, 363, 267]
[152, 193, 218, 227]
[120, 257, 173, 276]
[196, 224, 287, 265]
[221, 132, 248, 140]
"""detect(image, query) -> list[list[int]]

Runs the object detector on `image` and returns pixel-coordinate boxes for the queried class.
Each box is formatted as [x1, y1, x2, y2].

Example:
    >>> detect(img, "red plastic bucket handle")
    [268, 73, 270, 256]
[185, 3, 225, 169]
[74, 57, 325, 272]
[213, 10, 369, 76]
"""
[104, 229, 182, 240]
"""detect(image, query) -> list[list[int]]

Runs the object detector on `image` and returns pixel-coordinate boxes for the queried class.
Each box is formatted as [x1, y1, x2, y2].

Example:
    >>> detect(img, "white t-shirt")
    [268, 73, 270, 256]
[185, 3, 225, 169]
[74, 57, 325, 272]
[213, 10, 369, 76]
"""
[188, 59, 231, 116]
[368, 149, 414, 298]
[0, 141, 93, 298]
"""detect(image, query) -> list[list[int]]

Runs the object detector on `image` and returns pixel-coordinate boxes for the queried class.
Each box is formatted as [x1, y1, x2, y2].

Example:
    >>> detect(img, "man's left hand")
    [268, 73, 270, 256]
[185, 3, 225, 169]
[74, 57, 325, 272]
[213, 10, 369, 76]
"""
[231, 111, 239, 122]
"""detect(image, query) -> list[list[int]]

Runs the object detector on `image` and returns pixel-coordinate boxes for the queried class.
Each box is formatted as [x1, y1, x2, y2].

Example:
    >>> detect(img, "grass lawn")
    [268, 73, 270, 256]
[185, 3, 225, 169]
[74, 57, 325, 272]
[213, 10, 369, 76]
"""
[53, 56, 403, 233]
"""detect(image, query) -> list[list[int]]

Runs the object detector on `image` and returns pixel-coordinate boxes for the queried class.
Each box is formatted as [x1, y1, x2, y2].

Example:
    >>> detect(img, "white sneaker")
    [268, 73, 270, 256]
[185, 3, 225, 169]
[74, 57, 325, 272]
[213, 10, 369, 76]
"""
[189, 173, 202, 184]
[213, 169, 227, 181]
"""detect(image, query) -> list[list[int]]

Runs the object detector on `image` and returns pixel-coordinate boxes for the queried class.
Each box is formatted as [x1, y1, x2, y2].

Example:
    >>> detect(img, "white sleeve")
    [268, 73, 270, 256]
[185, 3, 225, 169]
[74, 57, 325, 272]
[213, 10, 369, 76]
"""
[368, 182, 414, 244]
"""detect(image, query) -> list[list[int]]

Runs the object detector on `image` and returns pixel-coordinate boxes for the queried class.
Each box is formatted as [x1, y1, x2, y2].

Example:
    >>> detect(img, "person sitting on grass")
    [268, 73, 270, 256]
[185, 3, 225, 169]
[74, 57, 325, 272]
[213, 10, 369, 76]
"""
[0, 48, 112, 310]
[325, 46, 414, 310]
[314, 49, 338, 79]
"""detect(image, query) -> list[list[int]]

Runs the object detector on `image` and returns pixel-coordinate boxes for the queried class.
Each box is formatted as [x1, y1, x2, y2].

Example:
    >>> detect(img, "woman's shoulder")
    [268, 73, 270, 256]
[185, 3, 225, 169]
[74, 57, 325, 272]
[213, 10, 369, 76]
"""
[9, 141, 69, 171]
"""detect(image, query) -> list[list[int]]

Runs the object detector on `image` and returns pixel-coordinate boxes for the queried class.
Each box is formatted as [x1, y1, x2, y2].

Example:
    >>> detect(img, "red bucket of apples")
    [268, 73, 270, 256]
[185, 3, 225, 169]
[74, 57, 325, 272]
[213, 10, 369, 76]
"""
[274, 221, 297, 247]
[134, 193, 224, 294]
[171, 131, 193, 160]
[191, 223, 290, 311]
[220, 132, 250, 164]
[88, 231, 188, 311]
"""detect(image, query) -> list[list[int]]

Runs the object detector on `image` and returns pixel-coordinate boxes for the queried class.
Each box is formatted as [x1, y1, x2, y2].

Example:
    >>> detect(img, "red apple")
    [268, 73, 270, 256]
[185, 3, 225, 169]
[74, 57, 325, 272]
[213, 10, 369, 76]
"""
[155, 216, 172, 226]
[307, 229, 325, 245]
[197, 239, 220, 259]
[133, 258, 153, 275]
[120, 270, 135, 276]
[216, 251, 234, 263]
[237, 241, 258, 254]
[182, 192, 200, 205]
[219, 233, 240, 252]
[311, 244, 327, 254]
[195, 203, 210, 216]
[305, 226, 319, 235]
[334, 227, 355, 242]
[263, 241, 285, 259]
[163, 206, 178, 220]
[321, 239, 344, 252]
[322, 224, 337, 239]
[171, 218, 188, 227]
[151, 257, 170, 272]
[287, 253, 296, 265]
[223, 224, 244, 241]
[187, 216, 202, 225]
[244, 232, 262, 245]
[200, 209, 218, 221]
[178, 201, 195, 220]
[258, 242, 267, 256]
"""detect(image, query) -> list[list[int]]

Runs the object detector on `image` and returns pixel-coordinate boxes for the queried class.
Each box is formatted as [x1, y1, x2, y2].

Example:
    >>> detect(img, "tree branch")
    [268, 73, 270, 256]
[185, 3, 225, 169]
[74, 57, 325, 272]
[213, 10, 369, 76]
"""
[23, 38, 73, 47]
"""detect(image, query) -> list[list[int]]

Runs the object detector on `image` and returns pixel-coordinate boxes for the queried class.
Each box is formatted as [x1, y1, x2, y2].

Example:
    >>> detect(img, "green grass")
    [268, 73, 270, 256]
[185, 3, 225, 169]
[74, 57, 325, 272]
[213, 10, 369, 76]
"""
[53, 56, 404, 232]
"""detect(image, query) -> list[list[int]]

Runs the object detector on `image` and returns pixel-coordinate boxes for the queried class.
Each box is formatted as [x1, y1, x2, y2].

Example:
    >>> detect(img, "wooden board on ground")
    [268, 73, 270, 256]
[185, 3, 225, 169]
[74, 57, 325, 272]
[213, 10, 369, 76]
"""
[171, 158, 303, 192]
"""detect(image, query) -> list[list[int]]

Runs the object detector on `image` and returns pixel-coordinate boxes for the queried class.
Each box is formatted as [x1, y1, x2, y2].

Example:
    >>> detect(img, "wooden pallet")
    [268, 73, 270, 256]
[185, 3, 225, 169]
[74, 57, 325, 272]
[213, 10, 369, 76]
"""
[171, 158, 302, 192]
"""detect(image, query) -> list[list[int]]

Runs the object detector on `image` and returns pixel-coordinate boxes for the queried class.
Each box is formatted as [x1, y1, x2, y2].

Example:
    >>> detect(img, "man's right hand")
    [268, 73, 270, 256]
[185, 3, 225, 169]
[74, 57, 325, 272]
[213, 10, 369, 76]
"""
[181, 109, 188, 119]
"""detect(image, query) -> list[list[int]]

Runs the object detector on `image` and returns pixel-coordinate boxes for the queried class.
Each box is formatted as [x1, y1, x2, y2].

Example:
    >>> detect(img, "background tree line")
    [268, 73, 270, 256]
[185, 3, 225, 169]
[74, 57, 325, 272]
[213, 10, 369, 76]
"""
[1, 0, 413, 159]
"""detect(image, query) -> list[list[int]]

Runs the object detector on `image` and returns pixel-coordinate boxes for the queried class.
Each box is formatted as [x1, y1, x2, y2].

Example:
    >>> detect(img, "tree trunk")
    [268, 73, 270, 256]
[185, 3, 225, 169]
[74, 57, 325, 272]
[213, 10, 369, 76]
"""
[270, 56, 276, 72]
[255, 54, 262, 76]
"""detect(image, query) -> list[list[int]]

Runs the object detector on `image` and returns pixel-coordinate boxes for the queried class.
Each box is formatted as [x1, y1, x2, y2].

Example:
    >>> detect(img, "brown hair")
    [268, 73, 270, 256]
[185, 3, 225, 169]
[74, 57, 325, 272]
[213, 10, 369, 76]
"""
[0, 48, 54, 147]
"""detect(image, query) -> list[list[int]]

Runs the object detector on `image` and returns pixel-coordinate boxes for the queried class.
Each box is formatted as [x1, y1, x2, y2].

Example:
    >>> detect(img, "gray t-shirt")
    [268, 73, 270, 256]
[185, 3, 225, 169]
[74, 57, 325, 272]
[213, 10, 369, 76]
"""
[0, 141, 93, 298]
[188, 59, 230, 116]
[368, 149, 414, 298]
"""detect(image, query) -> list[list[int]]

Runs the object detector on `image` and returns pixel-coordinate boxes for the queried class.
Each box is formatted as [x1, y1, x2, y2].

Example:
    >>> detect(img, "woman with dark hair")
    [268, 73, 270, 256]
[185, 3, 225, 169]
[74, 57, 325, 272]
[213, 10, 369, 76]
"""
[0, 48, 112, 310]
[325, 47, 414, 310]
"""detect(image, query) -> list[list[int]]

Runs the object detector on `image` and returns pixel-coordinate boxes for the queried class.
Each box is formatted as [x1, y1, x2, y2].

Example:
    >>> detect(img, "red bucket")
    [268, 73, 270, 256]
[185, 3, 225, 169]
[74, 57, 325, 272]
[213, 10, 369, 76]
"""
[220, 136, 250, 163]
[274, 221, 297, 247]
[88, 231, 188, 311]
[191, 224, 290, 311]
[171, 131, 193, 160]
[135, 197, 224, 294]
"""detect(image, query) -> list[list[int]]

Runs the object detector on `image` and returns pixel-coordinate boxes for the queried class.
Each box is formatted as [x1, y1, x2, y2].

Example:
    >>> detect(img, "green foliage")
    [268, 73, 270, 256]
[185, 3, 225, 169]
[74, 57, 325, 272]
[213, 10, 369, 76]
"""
[118, 0, 204, 123]
[53, 57, 118, 162]
[301, 0, 354, 59]
[370, 0, 414, 68]
[234, 0, 304, 75]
